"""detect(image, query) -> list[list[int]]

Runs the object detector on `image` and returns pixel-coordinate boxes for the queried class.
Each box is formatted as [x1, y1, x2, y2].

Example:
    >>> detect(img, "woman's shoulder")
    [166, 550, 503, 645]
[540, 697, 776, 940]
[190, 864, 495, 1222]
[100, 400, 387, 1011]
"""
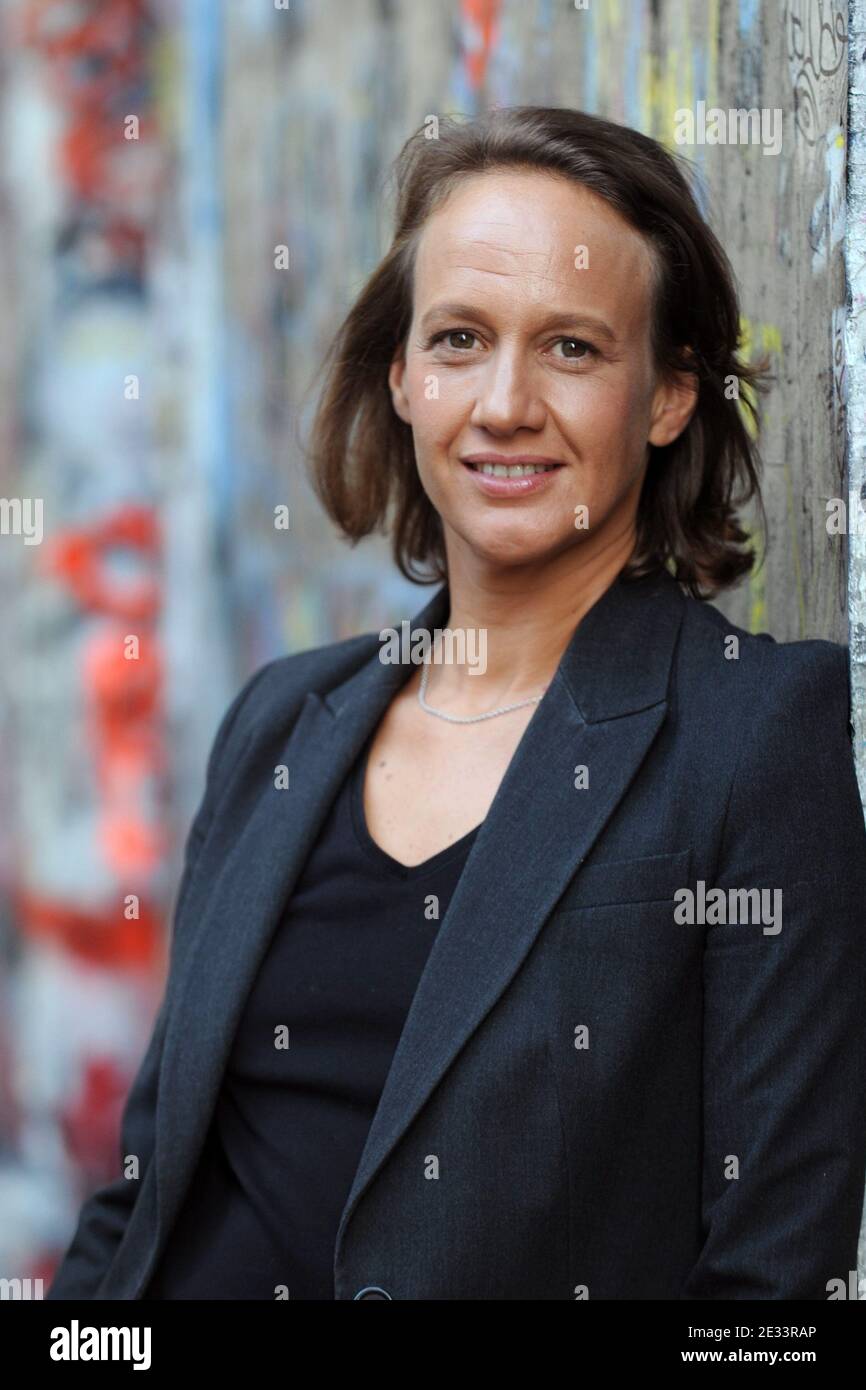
[208, 629, 380, 775]
[678, 590, 852, 736]
[681, 596, 866, 887]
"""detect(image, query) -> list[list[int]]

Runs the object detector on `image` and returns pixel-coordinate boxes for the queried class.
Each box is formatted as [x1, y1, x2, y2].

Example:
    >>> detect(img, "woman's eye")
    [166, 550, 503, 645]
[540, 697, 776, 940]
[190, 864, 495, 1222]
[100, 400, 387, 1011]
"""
[554, 338, 594, 361]
[433, 330, 477, 351]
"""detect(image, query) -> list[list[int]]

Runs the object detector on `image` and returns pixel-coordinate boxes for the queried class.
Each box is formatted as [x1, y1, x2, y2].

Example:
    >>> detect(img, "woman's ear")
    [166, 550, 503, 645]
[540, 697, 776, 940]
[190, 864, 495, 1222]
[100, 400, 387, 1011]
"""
[388, 350, 412, 425]
[647, 356, 700, 448]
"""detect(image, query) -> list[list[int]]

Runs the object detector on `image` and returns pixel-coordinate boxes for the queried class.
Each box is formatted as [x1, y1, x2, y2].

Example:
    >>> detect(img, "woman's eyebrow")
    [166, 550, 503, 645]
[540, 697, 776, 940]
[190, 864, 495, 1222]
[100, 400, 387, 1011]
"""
[419, 302, 619, 344]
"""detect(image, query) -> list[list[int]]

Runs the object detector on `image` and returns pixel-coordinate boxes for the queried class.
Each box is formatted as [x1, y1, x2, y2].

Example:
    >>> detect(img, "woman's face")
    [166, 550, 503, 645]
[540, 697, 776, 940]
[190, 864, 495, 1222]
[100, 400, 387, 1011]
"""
[388, 169, 697, 575]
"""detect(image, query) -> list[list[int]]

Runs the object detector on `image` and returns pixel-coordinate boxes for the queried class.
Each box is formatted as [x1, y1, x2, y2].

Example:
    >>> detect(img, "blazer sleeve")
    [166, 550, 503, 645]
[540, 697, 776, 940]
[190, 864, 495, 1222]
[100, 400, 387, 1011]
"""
[681, 641, 866, 1299]
[45, 661, 275, 1300]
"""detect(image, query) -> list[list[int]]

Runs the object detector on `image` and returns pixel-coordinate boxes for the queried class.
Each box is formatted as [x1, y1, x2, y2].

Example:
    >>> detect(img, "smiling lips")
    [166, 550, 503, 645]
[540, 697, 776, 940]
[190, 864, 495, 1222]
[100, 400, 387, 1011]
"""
[459, 453, 565, 498]
[461, 453, 565, 477]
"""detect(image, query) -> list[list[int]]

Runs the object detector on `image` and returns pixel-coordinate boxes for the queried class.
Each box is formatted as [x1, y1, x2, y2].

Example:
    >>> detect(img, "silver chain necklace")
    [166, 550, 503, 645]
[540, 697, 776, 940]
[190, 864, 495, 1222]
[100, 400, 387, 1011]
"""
[418, 659, 548, 724]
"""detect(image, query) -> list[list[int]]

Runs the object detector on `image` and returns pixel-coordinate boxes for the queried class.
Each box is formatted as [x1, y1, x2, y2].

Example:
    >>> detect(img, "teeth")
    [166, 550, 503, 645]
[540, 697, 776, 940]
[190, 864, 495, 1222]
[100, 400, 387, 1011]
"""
[477, 462, 555, 477]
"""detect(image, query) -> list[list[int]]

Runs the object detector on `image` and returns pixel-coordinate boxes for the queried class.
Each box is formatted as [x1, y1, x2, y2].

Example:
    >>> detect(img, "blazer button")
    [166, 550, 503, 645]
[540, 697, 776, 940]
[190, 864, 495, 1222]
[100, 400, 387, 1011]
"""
[353, 1285, 392, 1300]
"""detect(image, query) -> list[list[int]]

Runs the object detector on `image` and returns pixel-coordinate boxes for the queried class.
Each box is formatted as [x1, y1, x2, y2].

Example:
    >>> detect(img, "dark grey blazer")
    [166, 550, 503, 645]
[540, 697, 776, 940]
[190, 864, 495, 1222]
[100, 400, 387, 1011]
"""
[47, 566, 866, 1300]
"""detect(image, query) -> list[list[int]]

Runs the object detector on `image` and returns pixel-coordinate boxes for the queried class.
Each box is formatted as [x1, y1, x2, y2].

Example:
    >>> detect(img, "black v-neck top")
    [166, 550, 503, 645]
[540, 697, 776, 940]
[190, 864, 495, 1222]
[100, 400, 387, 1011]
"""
[143, 732, 481, 1300]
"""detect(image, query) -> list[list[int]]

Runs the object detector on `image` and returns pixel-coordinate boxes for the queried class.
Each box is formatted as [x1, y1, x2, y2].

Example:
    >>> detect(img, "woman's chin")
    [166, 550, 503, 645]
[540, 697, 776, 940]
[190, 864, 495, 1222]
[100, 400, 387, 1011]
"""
[447, 523, 578, 572]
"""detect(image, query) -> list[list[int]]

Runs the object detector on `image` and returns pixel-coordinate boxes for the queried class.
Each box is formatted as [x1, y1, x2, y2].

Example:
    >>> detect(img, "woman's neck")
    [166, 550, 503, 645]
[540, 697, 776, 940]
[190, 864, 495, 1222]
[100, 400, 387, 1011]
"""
[433, 531, 638, 708]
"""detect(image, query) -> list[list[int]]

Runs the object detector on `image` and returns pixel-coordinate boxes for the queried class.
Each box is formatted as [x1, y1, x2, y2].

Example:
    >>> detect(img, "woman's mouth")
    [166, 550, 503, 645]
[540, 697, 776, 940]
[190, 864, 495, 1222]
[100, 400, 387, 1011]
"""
[460, 456, 565, 496]
[466, 461, 559, 477]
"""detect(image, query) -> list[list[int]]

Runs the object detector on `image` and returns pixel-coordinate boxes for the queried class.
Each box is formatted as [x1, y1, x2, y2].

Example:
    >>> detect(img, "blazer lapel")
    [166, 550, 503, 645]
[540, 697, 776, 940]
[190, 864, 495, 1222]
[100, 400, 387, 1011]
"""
[335, 564, 686, 1252]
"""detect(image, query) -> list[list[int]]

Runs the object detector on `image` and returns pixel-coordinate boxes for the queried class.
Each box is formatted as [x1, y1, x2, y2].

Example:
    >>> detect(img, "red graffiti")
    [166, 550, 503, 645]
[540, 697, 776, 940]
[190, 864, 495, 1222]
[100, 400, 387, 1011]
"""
[461, 0, 502, 92]
[13, 886, 165, 969]
[40, 505, 160, 622]
[21, 0, 162, 270]
[60, 1054, 132, 1185]
[84, 626, 168, 878]
[25, 503, 167, 958]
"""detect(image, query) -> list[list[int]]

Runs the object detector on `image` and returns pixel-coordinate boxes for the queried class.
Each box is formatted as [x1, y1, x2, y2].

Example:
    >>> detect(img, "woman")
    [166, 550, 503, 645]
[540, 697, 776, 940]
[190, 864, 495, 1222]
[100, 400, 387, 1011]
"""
[48, 106, 866, 1301]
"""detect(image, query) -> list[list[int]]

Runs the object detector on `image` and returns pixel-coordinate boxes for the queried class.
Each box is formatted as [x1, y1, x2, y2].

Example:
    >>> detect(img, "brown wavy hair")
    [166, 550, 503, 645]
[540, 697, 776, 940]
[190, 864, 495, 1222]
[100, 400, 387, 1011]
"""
[305, 106, 771, 600]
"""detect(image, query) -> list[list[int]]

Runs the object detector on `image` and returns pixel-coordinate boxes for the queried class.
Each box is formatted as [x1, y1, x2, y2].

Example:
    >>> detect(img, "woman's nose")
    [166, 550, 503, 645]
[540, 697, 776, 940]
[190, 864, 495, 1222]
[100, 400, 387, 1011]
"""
[469, 349, 546, 434]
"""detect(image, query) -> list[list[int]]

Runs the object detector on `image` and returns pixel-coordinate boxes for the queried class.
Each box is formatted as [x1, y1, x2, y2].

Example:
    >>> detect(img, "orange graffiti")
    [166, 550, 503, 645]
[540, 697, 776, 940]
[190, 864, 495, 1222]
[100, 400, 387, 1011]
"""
[461, 0, 502, 92]
[28, 503, 167, 957]
[84, 625, 168, 878]
[40, 505, 160, 622]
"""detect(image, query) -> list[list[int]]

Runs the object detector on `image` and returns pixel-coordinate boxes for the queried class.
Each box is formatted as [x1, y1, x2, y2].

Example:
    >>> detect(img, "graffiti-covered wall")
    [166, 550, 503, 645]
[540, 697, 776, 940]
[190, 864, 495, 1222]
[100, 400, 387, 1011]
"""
[0, 0, 238, 1284]
[0, 0, 860, 1289]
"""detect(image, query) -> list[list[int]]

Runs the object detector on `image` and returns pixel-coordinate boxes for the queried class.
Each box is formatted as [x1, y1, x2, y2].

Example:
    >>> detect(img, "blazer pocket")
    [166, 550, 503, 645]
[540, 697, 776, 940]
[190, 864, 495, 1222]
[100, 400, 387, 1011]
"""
[553, 848, 693, 914]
